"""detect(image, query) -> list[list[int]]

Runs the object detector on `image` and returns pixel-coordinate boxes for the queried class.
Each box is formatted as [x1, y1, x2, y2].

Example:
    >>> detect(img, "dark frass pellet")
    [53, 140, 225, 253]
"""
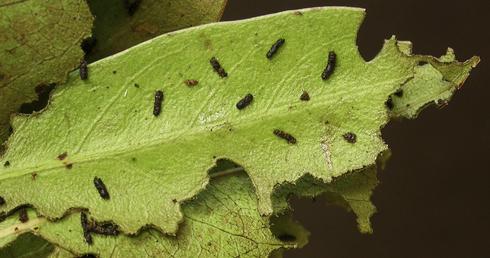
[385, 96, 394, 110]
[19, 208, 28, 223]
[266, 38, 285, 59]
[57, 152, 67, 160]
[394, 89, 404, 97]
[300, 91, 310, 101]
[236, 94, 254, 110]
[342, 132, 357, 143]
[93, 177, 110, 200]
[79, 59, 88, 80]
[210, 57, 227, 78]
[184, 79, 199, 87]
[153, 90, 164, 116]
[0, 196, 5, 206]
[3, 161, 9, 167]
[321, 51, 336, 80]
[81, 212, 93, 245]
[273, 129, 297, 144]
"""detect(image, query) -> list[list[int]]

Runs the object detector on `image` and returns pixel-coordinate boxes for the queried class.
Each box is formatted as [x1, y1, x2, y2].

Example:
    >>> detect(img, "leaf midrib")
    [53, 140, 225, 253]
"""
[0, 74, 405, 180]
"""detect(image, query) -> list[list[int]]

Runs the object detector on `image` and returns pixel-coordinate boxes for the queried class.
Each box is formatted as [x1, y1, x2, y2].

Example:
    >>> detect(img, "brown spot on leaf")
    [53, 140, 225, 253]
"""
[300, 91, 310, 101]
[57, 152, 68, 160]
[184, 79, 199, 87]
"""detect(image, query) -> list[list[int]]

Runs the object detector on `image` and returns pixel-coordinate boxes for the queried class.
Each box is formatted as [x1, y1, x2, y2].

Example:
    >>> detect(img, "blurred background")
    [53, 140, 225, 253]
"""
[222, 1, 489, 257]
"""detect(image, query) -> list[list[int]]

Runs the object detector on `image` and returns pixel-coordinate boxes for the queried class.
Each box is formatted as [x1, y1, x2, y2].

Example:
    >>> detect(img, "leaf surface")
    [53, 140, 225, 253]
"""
[0, 173, 303, 257]
[272, 165, 379, 234]
[85, 0, 228, 61]
[0, 7, 478, 235]
[0, 0, 93, 144]
[0, 233, 53, 258]
[390, 43, 479, 118]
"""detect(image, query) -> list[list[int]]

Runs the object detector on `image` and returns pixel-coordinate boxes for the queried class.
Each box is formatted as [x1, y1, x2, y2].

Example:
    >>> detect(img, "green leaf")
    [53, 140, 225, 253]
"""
[0, 233, 53, 258]
[390, 43, 479, 119]
[0, 173, 304, 257]
[272, 165, 379, 234]
[0, 209, 45, 248]
[0, 0, 93, 145]
[0, 7, 478, 235]
[47, 247, 74, 258]
[85, 0, 228, 61]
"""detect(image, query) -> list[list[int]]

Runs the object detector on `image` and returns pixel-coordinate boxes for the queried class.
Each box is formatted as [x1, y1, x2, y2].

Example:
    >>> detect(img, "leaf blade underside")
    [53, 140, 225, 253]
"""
[1, 173, 303, 258]
[0, 7, 478, 236]
[0, 0, 93, 145]
[85, 0, 228, 61]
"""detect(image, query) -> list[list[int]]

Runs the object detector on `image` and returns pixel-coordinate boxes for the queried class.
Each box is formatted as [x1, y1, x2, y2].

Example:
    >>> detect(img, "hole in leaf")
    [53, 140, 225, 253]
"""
[270, 214, 309, 247]
[18, 84, 55, 114]
[277, 233, 297, 242]
[208, 158, 244, 178]
[81, 36, 97, 55]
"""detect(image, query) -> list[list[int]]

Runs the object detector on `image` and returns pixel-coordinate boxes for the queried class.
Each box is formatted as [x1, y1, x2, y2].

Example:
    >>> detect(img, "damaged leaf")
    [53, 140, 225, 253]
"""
[390, 43, 479, 118]
[0, 173, 306, 257]
[85, 0, 228, 61]
[0, 7, 478, 235]
[272, 165, 379, 234]
[0, 0, 93, 145]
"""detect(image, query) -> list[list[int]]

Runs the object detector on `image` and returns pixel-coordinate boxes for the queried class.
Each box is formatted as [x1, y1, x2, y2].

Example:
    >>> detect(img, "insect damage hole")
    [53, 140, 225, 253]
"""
[277, 233, 297, 242]
[208, 158, 244, 178]
[273, 129, 297, 144]
[236, 93, 254, 110]
[321, 51, 336, 80]
[210, 57, 228, 78]
[266, 38, 285, 59]
[93, 177, 110, 200]
[18, 84, 56, 114]
[81, 36, 97, 55]
[153, 90, 164, 116]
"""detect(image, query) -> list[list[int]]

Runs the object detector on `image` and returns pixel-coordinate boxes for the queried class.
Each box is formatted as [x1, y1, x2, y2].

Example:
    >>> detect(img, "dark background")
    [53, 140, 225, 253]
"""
[223, 1, 489, 258]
